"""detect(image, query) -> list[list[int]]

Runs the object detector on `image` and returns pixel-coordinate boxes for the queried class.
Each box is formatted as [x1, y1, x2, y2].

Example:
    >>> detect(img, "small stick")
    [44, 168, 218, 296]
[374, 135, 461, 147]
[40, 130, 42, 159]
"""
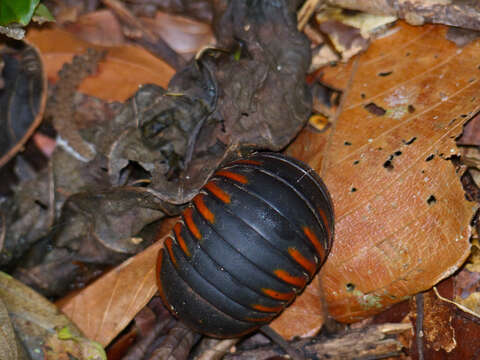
[415, 293, 424, 360]
[297, 0, 322, 31]
[260, 325, 305, 360]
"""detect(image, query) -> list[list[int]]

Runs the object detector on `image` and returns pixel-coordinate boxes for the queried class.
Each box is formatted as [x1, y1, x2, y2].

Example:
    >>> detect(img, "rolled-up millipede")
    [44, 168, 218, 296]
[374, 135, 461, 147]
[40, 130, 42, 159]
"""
[157, 152, 334, 338]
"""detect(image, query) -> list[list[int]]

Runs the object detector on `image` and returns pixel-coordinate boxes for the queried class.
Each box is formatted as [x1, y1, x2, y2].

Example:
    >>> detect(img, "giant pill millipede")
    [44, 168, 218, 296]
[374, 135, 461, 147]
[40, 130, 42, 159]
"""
[157, 152, 334, 338]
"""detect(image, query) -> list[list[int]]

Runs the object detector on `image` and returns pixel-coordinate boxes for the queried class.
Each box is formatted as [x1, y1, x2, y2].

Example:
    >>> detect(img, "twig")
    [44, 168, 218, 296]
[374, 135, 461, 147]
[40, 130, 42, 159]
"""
[297, 0, 322, 31]
[433, 286, 480, 318]
[225, 323, 411, 359]
[261, 325, 305, 360]
[415, 293, 424, 360]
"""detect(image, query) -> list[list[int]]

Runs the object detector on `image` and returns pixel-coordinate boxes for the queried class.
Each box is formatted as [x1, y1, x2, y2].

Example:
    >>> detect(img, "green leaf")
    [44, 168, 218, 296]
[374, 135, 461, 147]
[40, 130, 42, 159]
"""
[32, 3, 54, 24]
[0, 0, 40, 26]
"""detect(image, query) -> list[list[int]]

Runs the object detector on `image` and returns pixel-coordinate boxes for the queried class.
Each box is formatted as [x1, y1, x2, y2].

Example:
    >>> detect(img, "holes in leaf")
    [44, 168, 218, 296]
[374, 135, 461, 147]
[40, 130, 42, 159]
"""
[344, 141, 352, 146]
[383, 150, 402, 171]
[402, 137, 417, 145]
[378, 71, 393, 77]
[353, 160, 360, 165]
[427, 195, 437, 205]
[425, 154, 435, 162]
[383, 160, 393, 170]
[346, 283, 355, 292]
[364, 102, 386, 116]
[350, 187, 357, 193]
[408, 105, 415, 113]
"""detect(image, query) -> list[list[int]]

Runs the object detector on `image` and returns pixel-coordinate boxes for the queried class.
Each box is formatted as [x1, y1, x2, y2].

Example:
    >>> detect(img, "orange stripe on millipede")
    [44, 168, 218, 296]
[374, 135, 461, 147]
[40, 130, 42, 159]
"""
[165, 237, 177, 267]
[274, 269, 307, 288]
[183, 207, 201, 240]
[252, 304, 284, 313]
[318, 208, 332, 241]
[156, 251, 170, 308]
[288, 248, 317, 277]
[303, 226, 326, 260]
[204, 181, 231, 203]
[173, 223, 190, 257]
[262, 288, 295, 301]
[232, 159, 263, 166]
[243, 316, 274, 323]
[215, 170, 248, 184]
[193, 194, 215, 223]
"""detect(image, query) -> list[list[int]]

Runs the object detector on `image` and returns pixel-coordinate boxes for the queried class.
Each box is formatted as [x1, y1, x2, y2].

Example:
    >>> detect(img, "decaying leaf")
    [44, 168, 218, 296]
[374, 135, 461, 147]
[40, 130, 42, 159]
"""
[0, 297, 28, 360]
[141, 11, 214, 59]
[0, 41, 47, 168]
[63, 9, 126, 46]
[58, 217, 177, 346]
[411, 291, 457, 353]
[0, 272, 105, 360]
[26, 27, 175, 101]
[282, 21, 478, 335]
[323, 0, 480, 30]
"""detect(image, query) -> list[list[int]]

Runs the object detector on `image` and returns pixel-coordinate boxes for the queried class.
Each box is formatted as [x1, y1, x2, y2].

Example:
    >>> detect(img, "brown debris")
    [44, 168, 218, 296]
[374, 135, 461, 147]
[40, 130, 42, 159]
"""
[224, 323, 411, 360]
[324, 0, 480, 30]
[102, 0, 187, 70]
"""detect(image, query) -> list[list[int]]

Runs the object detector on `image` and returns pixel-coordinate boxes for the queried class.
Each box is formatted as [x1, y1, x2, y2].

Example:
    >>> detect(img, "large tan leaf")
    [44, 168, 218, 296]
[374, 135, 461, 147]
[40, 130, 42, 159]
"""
[57, 218, 177, 346]
[26, 27, 175, 101]
[284, 22, 478, 329]
[58, 239, 161, 347]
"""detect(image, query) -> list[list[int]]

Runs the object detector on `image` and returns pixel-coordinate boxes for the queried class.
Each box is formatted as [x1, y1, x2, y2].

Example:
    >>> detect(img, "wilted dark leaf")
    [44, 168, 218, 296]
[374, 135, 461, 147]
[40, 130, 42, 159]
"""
[0, 41, 46, 168]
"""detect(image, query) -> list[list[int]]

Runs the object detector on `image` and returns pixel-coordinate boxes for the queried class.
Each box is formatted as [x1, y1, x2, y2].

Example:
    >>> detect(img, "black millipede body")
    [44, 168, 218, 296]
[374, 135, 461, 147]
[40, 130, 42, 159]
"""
[157, 152, 334, 338]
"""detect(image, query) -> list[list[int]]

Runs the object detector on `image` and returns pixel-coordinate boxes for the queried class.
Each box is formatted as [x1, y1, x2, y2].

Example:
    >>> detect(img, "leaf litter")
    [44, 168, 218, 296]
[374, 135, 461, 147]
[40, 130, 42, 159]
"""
[1, 0, 480, 359]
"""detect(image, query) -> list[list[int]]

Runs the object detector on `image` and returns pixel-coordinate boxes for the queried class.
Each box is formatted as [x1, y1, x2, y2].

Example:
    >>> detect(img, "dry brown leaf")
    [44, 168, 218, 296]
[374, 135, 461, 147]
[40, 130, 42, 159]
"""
[279, 21, 478, 336]
[58, 217, 177, 347]
[412, 292, 457, 353]
[58, 239, 161, 347]
[63, 9, 125, 46]
[270, 277, 325, 339]
[26, 27, 175, 102]
[141, 12, 214, 59]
